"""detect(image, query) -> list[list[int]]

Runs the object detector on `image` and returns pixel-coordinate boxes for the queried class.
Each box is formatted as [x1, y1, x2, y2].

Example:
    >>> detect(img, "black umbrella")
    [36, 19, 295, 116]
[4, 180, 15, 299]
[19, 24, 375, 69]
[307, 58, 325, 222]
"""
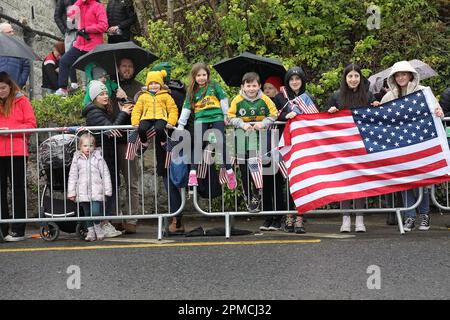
[213, 52, 286, 87]
[72, 41, 158, 84]
[0, 33, 40, 60]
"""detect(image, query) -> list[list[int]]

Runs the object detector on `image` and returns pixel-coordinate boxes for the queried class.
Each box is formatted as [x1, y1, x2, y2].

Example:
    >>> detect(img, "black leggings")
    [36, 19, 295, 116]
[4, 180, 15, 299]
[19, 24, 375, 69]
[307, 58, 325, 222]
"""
[192, 121, 231, 170]
[0, 156, 27, 237]
[138, 119, 167, 144]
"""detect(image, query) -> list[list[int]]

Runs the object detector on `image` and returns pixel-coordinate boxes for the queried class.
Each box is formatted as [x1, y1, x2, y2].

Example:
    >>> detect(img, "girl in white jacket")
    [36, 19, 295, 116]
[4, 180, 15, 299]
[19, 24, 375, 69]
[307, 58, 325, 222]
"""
[68, 133, 112, 241]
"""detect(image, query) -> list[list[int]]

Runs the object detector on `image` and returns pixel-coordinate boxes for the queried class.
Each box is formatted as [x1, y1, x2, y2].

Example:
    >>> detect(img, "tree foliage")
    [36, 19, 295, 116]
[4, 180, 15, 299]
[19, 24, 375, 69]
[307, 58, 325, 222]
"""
[136, 0, 449, 106]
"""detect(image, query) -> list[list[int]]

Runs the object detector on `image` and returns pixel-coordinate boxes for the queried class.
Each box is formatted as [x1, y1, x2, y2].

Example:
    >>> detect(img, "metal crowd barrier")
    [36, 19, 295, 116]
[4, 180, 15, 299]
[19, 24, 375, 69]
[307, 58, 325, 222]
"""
[430, 117, 450, 213]
[0, 122, 437, 242]
[0, 125, 185, 241]
[191, 123, 428, 237]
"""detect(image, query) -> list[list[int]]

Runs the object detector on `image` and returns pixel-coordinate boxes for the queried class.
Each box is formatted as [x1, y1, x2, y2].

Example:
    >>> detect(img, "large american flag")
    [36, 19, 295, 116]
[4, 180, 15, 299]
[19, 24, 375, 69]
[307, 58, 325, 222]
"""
[279, 88, 450, 214]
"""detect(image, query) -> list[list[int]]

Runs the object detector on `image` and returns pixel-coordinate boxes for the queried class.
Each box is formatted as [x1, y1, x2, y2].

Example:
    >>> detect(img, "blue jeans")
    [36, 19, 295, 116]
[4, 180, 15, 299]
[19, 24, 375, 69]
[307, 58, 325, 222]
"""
[79, 201, 103, 228]
[58, 46, 86, 88]
[401, 187, 430, 219]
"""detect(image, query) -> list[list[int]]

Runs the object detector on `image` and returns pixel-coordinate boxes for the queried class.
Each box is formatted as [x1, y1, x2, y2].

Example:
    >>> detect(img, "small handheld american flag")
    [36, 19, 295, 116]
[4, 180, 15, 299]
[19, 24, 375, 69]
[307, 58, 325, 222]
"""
[248, 157, 263, 189]
[125, 128, 155, 160]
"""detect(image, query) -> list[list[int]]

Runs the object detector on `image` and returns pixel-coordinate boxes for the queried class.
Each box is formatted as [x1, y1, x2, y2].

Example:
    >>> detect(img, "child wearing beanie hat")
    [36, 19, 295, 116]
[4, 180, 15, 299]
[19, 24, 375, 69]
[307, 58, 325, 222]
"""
[83, 63, 118, 106]
[131, 69, 178, 155]
[263, 76, 282, 99]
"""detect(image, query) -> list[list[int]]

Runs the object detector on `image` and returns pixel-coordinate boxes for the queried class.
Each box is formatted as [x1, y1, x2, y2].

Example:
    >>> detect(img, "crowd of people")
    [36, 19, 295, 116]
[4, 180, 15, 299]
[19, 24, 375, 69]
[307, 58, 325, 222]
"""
[0, 1, 449, 243]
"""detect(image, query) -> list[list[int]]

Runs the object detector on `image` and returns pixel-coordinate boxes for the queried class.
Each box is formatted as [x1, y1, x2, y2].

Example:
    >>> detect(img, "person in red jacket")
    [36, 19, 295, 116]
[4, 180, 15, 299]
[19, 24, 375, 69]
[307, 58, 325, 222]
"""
[55, 0, 108, 96]
[0, 72, 37, 241]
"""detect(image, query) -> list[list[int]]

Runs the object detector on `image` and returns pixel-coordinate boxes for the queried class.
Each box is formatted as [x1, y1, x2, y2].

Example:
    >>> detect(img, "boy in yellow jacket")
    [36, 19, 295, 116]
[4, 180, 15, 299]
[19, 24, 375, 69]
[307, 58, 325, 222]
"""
[131, 70, 178, 152]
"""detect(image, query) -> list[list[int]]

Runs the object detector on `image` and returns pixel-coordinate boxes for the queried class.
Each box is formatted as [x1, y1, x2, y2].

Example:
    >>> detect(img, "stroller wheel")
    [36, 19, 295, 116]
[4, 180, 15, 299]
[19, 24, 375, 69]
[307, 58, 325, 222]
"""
[76, 223, 88, 241]
[40, 223, 60, 241]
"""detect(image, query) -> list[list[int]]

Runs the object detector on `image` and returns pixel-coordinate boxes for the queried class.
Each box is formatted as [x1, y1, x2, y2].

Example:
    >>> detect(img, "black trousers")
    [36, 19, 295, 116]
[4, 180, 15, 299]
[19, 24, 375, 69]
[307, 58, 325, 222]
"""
[138, 119, 167, 144]
[0, 156, 27, 236]
[192, 121, 231, 170]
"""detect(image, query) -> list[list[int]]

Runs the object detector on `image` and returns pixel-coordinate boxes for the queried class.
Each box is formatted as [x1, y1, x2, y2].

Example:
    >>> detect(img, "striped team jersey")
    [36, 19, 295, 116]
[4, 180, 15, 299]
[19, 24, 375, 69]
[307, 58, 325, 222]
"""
[182, 81, 227, 123]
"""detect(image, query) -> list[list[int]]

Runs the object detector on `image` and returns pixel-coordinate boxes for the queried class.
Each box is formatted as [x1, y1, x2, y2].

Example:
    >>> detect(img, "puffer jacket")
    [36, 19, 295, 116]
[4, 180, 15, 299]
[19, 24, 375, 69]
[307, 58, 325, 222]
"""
[131, 89, 178, 126]
[380, 61, 425, 104]
[0, 93, 37, 156]
[106, 0, 137, 41]
[68, 0, 108, 52]
[81, 102, 130, 148]
[67, 148, 112, 202]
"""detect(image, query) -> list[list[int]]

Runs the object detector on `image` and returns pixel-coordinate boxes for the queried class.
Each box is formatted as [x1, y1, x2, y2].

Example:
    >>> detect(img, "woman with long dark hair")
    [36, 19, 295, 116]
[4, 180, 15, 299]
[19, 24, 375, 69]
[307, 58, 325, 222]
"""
[0, 72, 37, 241]
[327, 64, 379, 233]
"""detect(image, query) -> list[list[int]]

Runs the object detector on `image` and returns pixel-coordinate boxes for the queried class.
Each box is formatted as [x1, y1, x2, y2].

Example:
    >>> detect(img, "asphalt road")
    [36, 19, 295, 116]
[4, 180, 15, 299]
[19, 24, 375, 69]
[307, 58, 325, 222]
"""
[0, 214, 449, 300]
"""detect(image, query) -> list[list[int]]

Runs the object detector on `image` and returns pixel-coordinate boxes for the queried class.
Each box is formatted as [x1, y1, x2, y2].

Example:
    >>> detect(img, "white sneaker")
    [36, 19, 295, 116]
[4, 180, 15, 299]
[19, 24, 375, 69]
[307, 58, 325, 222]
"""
[70, 83, 79, 90]
[340, 215, 351, 233]
[54, 88, 68, 96]
[355, 215, 366, 233]
[4, 232, 26, 242]
[94, 224, 105, 241]
[85, 227, 96, 241]
[102, 222, 122, 238]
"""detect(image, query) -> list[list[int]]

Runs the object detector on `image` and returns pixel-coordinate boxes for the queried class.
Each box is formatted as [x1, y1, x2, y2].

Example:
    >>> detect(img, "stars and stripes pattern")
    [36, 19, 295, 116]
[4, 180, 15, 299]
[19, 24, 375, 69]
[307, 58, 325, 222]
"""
[280, 86, 319, 114]
[197, 146, 214, 179]
[279, 88, 450, 214]
[248, 157, 263, 189]
[125, 128, 156, 160]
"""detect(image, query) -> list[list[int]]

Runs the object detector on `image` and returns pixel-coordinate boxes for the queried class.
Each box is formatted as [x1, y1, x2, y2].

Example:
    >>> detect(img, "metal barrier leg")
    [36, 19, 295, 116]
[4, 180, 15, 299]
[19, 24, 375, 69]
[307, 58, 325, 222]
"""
[157, 216, 163, 241]
[396, 209, 405, 235]
[225, 213, 231, 239]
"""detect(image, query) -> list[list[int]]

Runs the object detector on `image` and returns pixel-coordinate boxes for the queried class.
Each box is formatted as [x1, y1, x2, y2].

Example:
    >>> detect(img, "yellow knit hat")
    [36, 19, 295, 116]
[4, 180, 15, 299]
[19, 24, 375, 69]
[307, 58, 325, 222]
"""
[146, 70, 167, 86]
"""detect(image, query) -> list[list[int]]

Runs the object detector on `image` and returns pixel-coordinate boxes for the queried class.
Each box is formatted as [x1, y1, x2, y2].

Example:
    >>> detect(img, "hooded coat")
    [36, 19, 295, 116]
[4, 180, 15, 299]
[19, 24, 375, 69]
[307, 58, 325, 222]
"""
[273, 66, 316, 120]
[131, 89, 178, 126]
[67, 148, 112, 202]
[83, 63, 118, 106]
[68, 0, 108, 52]
[380, 61, 426, 104]
[0, 93, 37, 156]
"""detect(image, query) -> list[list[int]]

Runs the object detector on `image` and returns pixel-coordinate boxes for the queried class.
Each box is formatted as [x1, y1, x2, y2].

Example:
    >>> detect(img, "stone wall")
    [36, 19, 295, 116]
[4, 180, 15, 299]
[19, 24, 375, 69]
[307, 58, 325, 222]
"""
[1, 0, 63, 99]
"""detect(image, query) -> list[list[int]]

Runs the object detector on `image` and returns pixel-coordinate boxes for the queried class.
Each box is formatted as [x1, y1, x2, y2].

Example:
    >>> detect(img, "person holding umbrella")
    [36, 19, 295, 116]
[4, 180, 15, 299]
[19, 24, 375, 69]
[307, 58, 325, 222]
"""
[0, 23, 31, 89]
[0, 72, 37, 241]
[55, 0, 108, 96]
[380, 60, 444, 232]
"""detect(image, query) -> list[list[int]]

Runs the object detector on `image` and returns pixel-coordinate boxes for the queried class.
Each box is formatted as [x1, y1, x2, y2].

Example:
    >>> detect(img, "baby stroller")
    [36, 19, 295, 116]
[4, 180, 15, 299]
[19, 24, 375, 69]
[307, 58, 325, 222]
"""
[38, 134, 87, 241]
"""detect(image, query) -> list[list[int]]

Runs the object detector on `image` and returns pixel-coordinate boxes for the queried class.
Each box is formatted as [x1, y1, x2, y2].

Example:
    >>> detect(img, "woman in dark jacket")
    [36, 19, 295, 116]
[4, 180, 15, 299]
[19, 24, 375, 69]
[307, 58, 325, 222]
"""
[81, 80, 132, 237]
[327, 63, 379, 233]
[273, 66, 318, 234]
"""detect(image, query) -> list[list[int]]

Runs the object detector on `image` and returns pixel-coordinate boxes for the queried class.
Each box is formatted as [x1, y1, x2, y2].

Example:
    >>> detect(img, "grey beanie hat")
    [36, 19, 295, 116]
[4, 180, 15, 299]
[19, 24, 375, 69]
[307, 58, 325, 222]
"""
[92, 66, 108, 80]
[89, 80, 108, 101]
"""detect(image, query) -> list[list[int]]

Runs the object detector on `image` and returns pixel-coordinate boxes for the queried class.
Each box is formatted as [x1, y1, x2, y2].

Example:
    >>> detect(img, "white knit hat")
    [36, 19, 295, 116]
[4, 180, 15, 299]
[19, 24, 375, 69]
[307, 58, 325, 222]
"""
[88, 80, 108, 101]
